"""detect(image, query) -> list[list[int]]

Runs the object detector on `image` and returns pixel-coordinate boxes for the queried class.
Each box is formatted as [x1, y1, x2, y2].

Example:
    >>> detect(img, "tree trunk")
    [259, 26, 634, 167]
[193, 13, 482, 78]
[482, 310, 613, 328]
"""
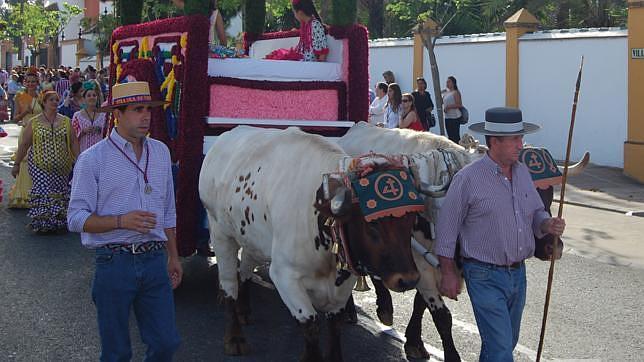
[362, 0, 384, 38]
[369, 0, 384, 38]
[420, 32, 446, 136]
[244, 0, 266, 35]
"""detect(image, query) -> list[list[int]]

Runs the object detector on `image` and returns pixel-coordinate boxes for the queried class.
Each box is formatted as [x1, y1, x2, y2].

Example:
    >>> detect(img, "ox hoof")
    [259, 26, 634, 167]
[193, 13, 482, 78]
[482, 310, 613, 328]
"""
[404, 341, 430, 360]
[376, 308, 393, 326]
[224, 337, 249, 356]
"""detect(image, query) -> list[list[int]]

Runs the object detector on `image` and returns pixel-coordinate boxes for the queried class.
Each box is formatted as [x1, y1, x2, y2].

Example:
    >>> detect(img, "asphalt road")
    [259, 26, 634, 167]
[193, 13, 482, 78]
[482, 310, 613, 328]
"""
[1, 126, 643, 361]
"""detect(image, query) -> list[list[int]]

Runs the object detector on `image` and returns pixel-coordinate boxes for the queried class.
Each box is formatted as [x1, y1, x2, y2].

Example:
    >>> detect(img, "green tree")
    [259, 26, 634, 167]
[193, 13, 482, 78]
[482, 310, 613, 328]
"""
[3, 1, 82, 59]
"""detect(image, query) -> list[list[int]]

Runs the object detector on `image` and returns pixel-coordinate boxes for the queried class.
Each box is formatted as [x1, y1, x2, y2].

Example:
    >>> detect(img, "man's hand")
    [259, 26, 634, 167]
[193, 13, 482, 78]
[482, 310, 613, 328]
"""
[541, 217, 566, 236]
[438, 257, 461, 300]
[121, 210, 157, 234]
[167, 256, 183, 289]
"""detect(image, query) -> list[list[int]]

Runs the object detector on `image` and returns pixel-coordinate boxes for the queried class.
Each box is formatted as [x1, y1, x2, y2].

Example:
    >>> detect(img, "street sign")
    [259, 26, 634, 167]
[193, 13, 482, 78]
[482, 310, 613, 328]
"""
[633, 48, 644, 59]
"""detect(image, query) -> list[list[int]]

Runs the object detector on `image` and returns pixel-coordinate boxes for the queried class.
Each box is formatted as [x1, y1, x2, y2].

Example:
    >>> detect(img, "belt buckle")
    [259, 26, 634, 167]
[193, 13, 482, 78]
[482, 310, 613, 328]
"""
[130, 243, 144, 254]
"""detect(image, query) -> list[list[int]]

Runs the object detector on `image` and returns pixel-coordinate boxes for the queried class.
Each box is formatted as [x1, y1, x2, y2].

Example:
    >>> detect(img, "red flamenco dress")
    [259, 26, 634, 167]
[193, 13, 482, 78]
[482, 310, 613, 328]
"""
[266, 18, 329, 62]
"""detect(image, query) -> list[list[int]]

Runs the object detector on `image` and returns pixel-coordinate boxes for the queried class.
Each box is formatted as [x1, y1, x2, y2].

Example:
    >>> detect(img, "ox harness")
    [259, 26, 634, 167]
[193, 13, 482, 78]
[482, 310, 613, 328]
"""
[320, 153, 425, 286]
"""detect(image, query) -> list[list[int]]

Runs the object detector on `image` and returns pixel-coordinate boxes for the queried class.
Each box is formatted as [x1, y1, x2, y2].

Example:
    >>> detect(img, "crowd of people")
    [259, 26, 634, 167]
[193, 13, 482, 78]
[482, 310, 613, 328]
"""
[368, 71, 466, 143]
[3, 65, 109, 233]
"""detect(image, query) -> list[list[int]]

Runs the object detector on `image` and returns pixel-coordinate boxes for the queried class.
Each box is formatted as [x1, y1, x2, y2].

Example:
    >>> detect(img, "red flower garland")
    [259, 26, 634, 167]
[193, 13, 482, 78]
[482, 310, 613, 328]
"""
[109, 15, 210, 256]
[328, 24, 369, 123]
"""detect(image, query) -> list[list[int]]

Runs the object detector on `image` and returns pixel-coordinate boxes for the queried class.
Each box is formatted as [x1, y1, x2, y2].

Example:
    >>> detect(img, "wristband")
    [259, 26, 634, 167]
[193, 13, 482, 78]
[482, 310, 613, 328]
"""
[116, 215, 122, 229]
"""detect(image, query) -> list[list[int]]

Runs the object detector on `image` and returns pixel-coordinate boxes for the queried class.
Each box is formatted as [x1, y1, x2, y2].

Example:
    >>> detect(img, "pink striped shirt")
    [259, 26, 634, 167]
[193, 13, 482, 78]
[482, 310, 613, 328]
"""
[71, 110, 107, 153]
[435, 154, 550, 265]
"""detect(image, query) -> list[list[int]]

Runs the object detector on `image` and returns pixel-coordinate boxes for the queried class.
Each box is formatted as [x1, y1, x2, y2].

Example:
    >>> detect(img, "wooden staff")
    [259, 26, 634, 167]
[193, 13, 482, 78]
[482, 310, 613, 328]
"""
[536, 56, 585, 361]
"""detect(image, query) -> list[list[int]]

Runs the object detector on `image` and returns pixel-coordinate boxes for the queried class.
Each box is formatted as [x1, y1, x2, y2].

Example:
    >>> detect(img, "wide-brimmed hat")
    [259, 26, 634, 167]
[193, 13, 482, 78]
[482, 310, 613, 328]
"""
[468, 107, 540, 136]
[99, 81, 168, 112]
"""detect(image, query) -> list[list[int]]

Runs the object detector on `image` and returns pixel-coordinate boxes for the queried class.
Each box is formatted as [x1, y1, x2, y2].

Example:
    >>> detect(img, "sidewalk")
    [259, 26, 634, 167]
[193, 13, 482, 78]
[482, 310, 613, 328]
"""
[559, 163, 644, 214]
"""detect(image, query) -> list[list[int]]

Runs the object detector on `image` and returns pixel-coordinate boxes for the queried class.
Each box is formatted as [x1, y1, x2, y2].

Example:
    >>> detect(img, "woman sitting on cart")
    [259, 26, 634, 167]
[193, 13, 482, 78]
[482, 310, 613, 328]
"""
[266, 0, 329, 62]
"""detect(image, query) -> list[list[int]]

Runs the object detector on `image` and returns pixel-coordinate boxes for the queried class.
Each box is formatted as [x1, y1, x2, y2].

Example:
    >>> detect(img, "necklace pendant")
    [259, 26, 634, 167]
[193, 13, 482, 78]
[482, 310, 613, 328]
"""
[144, 183, 152, 194]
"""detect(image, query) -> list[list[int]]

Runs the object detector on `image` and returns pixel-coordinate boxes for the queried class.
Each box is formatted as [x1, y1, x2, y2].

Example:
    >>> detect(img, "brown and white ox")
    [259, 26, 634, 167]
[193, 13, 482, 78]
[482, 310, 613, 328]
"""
[337, 122, 589, 361]
[199, 126, 421, 361]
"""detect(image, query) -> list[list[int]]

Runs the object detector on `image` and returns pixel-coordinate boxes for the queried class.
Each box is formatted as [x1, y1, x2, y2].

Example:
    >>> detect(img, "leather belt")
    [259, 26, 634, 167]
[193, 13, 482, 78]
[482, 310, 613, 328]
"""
[100, 241, 165, 255]
[462, 257, 523, 270]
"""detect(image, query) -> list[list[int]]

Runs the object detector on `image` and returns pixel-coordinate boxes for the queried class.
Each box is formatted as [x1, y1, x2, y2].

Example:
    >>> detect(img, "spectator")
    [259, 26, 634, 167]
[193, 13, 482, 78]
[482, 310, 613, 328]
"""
[58, 82, 83, 118]
[72, 81, 107, 153]
[412, 77, 434, 131]
[368, 82, 389, 126]
[0, 83, 8, 122]
[55, 70, 70, 99]
[11, 90, 80, 233]
[40, 72, 55, 92]
[0, 68, 8, 88]
[382, 70, 395, 85]
[97, 68, 109, 99]
[399, 93, 424, 131]
[442, 76, 464, 143]
[368, 87, 375, 104]
[384, 83, 402, 129]
[7, 73, 21, 119]
[85, 65, 97, 80]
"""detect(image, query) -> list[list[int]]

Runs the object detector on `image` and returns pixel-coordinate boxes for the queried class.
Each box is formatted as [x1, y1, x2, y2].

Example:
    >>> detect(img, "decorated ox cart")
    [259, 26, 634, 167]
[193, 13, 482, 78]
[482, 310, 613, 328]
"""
[107, 14, 369, 256]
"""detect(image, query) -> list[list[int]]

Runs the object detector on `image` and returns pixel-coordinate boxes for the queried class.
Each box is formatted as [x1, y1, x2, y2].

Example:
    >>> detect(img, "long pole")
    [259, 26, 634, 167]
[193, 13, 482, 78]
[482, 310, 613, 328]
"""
[536, 56, 584, 361]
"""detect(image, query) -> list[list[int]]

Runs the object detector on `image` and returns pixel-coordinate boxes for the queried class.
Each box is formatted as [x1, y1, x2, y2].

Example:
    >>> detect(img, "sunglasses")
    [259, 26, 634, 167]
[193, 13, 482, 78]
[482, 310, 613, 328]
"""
[402, 99, 412, 103]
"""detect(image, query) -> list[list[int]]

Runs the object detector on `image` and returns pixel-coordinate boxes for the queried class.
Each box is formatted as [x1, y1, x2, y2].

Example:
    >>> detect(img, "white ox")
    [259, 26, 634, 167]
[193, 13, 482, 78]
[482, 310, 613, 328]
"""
[199, 126, 420, 361]
[338, 122, 476, 361]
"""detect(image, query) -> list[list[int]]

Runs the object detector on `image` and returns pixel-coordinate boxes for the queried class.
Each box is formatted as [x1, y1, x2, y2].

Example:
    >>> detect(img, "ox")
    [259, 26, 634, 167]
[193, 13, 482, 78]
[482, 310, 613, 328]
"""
[337, 122, 589, 361]
[199, 126, 421, 361]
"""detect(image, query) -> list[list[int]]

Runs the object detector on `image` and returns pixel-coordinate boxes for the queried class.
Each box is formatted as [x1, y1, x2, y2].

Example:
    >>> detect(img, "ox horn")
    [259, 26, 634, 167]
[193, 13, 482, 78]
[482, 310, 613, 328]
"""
[331, 187, 352, 216]
[557, 151, 590, 177]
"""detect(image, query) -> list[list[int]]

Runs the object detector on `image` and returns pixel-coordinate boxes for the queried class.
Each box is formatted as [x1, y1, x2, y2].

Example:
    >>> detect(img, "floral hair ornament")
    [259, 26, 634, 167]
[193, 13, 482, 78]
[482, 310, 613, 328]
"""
[82, 81, 96, 91]
[292, 0, 301, 5]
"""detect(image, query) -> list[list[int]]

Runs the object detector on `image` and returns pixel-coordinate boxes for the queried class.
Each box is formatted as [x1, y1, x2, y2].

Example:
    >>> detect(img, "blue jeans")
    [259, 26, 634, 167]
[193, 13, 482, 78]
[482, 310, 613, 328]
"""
[92, 248, 181, 362]
[463, 260, 527, 362]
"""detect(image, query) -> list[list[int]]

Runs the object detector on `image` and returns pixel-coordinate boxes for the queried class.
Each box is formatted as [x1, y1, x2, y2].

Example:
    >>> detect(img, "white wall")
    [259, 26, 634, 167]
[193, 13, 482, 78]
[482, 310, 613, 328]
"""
[61, 43, 78, 67]
[368, 39, 414, 91]
[426, 37, 506, 129]
[519, 31, 628, 167]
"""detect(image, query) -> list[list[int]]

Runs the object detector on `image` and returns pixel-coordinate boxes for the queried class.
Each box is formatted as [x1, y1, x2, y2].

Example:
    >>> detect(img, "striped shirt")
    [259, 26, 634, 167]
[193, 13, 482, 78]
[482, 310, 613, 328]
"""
[55, 78, 70, 98]
[67, 128, 176, 248]
[0, 70, 8, 86]
[435, 154, 550, 265]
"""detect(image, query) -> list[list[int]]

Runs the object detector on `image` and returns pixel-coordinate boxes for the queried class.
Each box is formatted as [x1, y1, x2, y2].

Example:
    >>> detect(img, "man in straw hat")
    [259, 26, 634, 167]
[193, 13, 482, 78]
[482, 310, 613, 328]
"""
[435, 107, 566, 360]
[68, 81, 182, 361]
